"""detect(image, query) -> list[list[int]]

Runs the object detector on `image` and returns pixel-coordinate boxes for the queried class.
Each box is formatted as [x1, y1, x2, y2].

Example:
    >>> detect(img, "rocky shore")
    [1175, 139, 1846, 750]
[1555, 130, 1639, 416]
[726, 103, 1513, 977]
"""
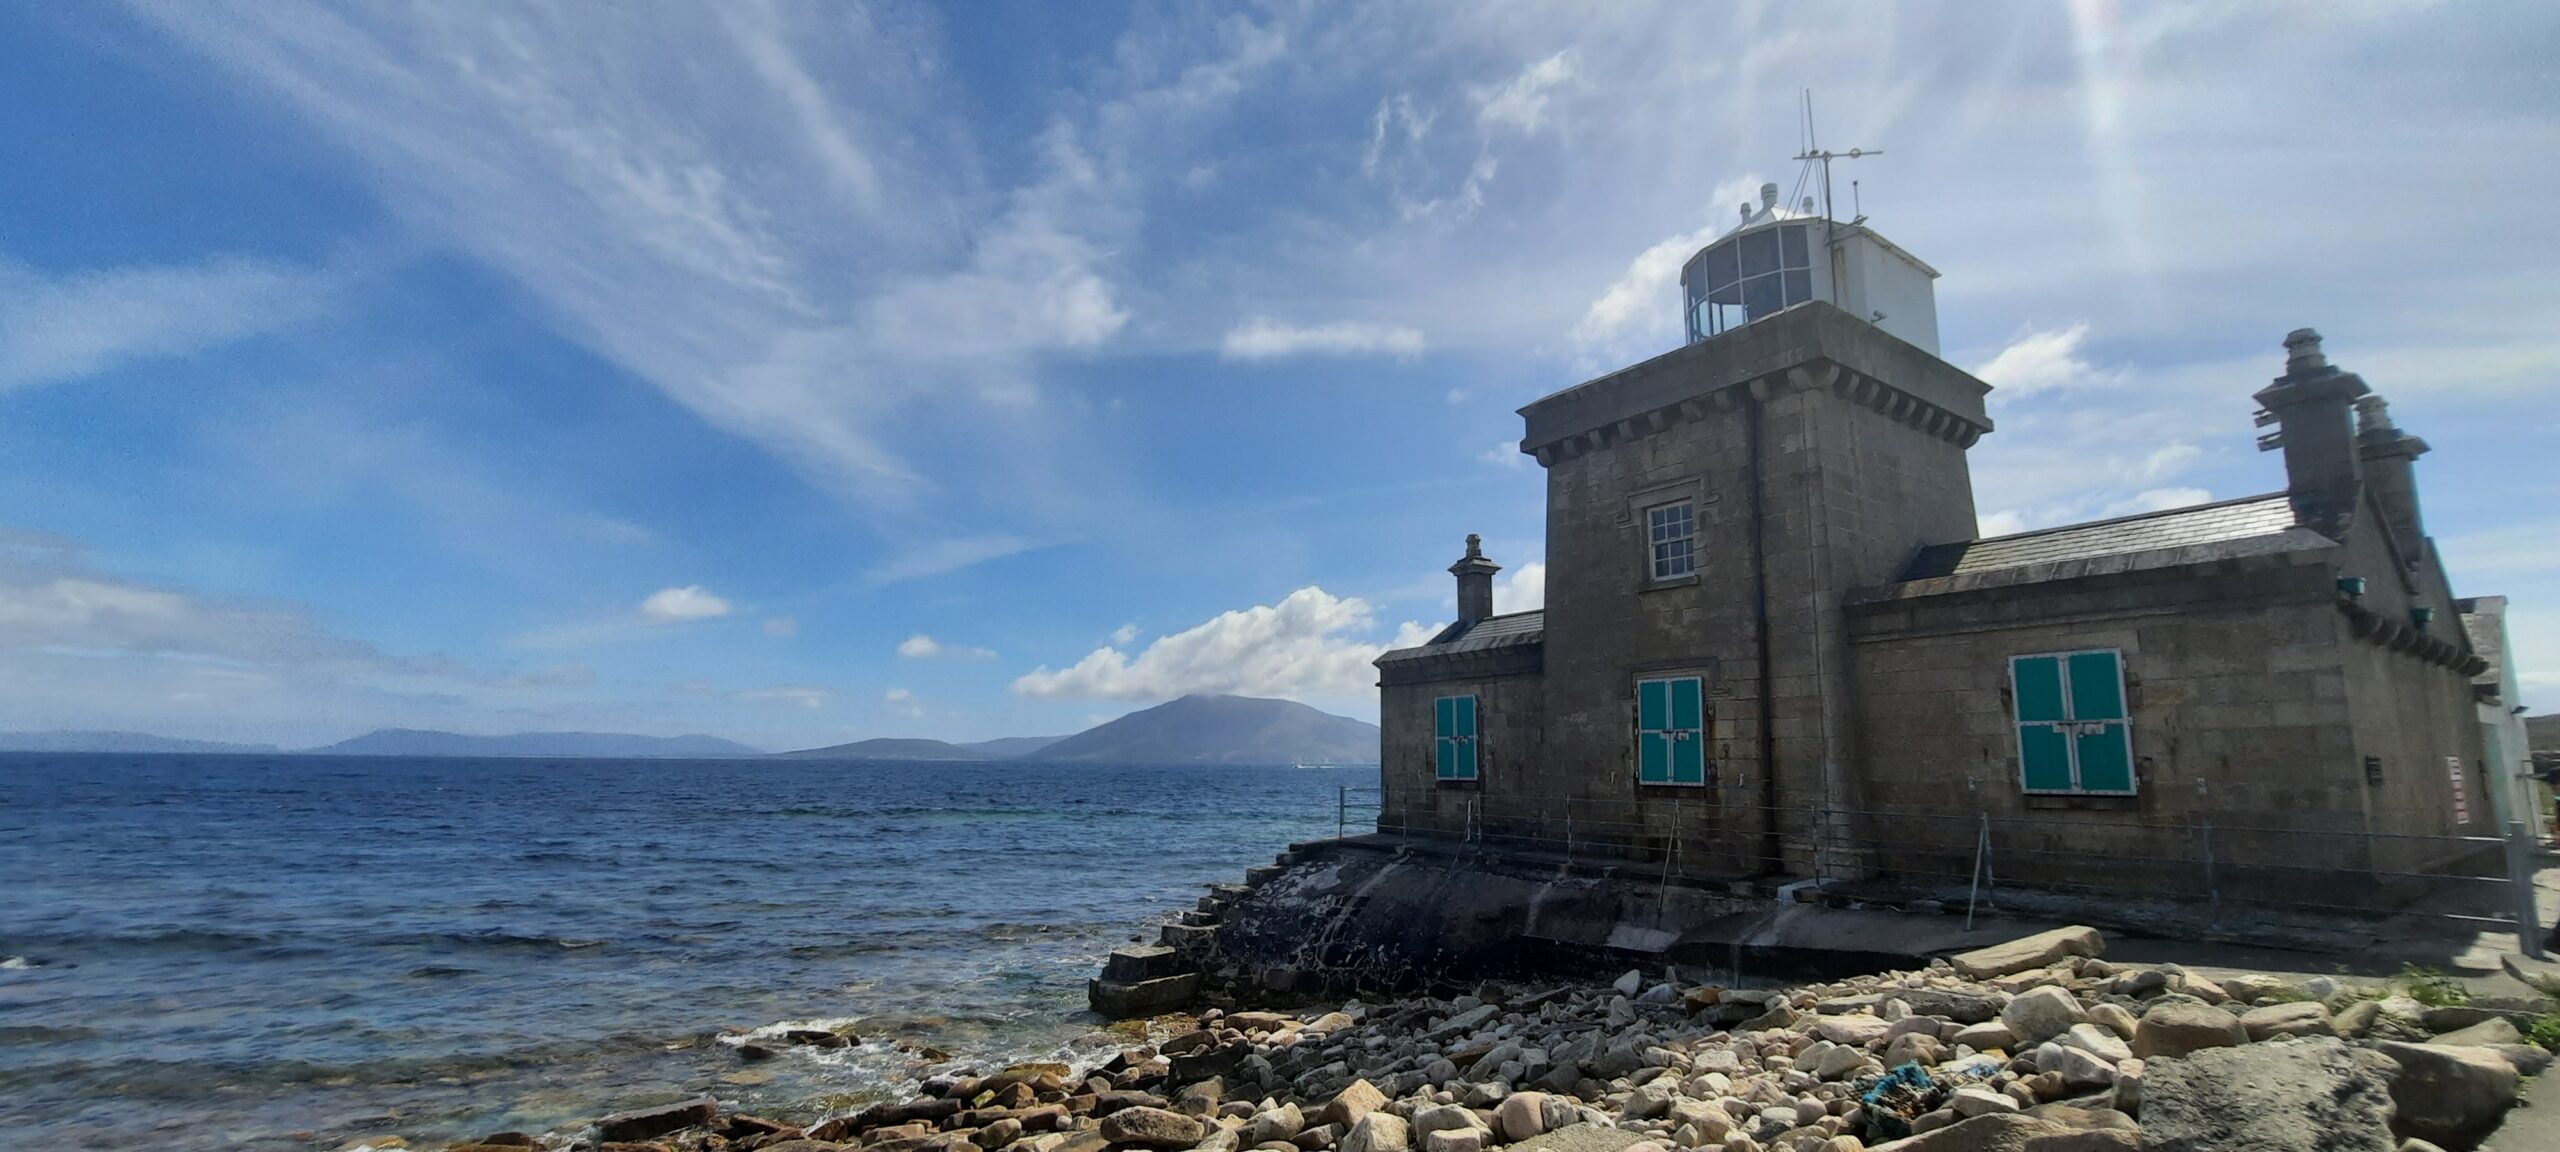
[414, 926, 2559, 1152]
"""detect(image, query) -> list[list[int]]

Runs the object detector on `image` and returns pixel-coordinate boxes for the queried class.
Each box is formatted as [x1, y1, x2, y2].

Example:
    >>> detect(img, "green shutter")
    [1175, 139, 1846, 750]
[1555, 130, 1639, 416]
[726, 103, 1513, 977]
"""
[2075, 724, 2134, 793]
[2013, 656, 2066, 722]
[2067, 652, 2126, 720]
[1433, 696, 1455, 780]
[1637, 678, 1705, 785]
[1671, 679, 1706, 783]
[1454, 696, 1479, 780]
[2019, 723, 2075, 791]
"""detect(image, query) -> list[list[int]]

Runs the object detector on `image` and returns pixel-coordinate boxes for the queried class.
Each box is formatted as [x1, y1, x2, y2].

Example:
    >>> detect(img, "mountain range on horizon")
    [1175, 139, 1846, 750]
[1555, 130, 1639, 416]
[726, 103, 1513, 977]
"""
[0, 694, 1382, 764]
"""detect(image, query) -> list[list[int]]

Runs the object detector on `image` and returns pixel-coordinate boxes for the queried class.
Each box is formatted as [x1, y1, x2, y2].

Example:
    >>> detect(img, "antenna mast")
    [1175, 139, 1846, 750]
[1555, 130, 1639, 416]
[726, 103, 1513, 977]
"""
[1792, 91, 1881, 306]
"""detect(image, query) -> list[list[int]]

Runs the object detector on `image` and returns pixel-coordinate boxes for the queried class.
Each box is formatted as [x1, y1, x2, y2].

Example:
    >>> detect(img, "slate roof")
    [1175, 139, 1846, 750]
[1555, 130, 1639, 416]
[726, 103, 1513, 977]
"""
[1375, 610, 1544, 664]
[1899, 493, 2305, 581]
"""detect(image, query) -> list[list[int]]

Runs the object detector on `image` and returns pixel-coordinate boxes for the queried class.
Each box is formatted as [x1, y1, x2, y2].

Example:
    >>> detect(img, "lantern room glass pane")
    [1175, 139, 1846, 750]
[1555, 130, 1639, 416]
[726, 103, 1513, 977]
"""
[1783, 270, 1812, 305]
[1780, 224, 1810, 268]
[1705, 241, 1739, 290]
[1739, 229, 1778, 277]
[1742, 275, 1781, 318]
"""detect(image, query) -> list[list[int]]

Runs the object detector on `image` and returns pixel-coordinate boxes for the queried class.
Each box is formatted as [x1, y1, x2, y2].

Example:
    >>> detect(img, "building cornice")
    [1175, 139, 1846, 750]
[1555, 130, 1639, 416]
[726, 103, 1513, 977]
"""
[1516, 302, 1993, 467]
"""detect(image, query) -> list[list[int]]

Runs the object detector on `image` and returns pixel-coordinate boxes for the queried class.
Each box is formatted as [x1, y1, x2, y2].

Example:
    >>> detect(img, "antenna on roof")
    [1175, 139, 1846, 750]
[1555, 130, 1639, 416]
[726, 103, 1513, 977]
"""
[1791, 90, 1882, 227]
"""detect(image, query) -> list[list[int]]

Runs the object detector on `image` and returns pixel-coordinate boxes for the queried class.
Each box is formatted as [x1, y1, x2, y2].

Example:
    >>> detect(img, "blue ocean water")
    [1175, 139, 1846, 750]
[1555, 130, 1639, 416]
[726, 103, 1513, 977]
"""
[0, 754, 1374, 1151]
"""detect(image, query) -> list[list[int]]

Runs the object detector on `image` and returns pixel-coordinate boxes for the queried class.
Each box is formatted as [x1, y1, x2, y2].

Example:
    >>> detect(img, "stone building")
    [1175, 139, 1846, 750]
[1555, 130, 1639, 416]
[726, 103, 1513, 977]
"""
[1374, 184, 2502, 905]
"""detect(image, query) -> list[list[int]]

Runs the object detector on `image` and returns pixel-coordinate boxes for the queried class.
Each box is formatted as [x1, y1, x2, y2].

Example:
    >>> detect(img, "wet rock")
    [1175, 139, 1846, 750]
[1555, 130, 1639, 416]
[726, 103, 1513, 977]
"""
[2237, 1001, 2333, 1041]
[1949, 927, 2105, 981]
[596, 1095, 719, 1144]
[2371, 1040, 2520, 1150]
[1099, 1107, 1205, 1149]
[2140, 1036, 2396, 1152]
[2130, 1001, 2247, 1060]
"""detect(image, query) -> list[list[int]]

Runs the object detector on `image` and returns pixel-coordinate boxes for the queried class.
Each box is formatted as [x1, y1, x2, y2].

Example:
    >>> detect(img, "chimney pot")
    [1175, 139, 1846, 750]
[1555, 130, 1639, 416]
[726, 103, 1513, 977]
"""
[2284, 328, 2328, 375]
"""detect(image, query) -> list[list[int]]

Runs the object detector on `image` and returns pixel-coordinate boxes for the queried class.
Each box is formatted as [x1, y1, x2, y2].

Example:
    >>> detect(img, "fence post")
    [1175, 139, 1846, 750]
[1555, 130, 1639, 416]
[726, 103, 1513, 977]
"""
[2199, 818, 2220, 929]
[2509, 819, 2546, 961]
[1965, 812, 1992, 930]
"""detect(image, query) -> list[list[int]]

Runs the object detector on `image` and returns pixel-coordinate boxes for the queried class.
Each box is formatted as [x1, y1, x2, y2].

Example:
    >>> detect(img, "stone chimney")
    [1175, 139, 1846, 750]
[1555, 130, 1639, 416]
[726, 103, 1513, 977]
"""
[2251, 328, 2370, 540]
[1449, 534, 1501, 626]
[2355, 394, 2432, 568]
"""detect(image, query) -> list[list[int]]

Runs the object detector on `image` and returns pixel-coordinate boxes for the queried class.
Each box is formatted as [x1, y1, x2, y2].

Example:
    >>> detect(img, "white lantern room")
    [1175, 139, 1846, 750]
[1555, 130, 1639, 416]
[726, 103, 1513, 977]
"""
[1679, 181, 1942, 356]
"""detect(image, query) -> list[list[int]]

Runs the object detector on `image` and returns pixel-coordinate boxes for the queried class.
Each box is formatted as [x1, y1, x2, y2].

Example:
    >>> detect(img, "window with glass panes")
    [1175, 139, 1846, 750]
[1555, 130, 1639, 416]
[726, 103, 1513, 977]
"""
[1648, 501, 1695, 580]
[2009, 649, 2135, 795]
[1684, 223, 1816, 343]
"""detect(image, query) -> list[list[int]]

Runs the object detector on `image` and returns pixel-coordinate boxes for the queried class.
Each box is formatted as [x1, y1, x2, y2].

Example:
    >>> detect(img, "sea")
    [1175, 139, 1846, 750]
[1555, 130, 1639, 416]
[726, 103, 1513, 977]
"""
[0, 754, 1377, 1151]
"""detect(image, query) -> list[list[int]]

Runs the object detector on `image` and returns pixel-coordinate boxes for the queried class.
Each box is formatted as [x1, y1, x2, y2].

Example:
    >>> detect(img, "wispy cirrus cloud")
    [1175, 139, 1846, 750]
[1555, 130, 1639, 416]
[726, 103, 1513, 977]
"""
[1221, 318, 1425, 361]
[0, 256, 336, 391]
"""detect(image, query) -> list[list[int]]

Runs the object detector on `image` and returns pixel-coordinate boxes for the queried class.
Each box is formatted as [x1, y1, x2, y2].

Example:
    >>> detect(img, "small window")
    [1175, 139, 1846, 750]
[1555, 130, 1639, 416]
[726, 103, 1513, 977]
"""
[1433, 695, 1479, 781]
[2009, 649, 2134, 795]
[1637, 676, 1708, 785]
[1648, 501, 1696, 580]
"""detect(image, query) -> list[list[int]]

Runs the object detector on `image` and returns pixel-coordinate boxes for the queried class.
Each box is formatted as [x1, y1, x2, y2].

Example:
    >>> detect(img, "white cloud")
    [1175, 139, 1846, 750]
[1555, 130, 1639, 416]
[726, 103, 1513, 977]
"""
[1497, 561, 1545, 613]
[883, 687, 913, 701]
[763, 615, 798, 637]
[1973, 323, 2120, 398]
[1978, 510, 2029, 538]
[897, 633, 995, 661]
[505, 664, 595, 689]
[737, 685, 829, 708]
[640, 585, 730, 621]
[1221, 318, 1426, 361]
[1476, 52, 1576, 134]
[883, 686, 923, 717]
[1479, 441, 1527, 468]
[0, 256, 335, 391]
[864, 536, 1033, 585]
[1446, 388, 1472, 405]
[1573, 225, 1716, 355]
[1111, 622, 1141, 645]
[1011, 586, 1434, 703]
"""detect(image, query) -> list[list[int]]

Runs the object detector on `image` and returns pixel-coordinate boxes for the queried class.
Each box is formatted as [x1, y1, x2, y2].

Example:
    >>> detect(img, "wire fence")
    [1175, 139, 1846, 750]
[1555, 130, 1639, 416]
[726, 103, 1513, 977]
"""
[1325, 783, 2547, 955]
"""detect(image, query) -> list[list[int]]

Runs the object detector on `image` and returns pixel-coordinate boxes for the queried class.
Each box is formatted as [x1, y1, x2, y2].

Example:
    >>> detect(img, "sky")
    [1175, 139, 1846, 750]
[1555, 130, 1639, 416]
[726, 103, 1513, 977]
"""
[2, 0, 2556, 750]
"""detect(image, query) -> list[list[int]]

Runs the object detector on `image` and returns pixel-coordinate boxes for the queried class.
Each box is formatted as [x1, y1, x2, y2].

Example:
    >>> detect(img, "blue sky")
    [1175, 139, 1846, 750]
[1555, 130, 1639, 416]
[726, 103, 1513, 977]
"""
[3, 1, 2555, 750]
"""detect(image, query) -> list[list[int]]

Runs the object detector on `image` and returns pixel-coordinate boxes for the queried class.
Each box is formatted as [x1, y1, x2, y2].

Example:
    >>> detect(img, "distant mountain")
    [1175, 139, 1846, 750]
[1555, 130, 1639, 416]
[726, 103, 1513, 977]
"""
[0, 730, 281, 754]
[2529, 714, 2560, 752]
[775, 737, 979, 760]
[961, 735, 1067, 759]
[774, 734, 1070, 761]
[1034, 694, 1379, 764]
[313, 729, 765, 758]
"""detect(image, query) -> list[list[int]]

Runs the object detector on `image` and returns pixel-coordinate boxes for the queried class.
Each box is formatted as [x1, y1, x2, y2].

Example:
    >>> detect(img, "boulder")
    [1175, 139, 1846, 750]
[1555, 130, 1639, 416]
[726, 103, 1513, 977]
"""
[1101, 1108, 1204, 1150]
[1245, 1105, 1305, 1146]
[1901, 989, 2004, 1024]
[596, 1095, 719, 1144]
[2238, 1001, 2334, 1041]
[2334, 995, 2430, 1042]
[1495, 1092, 1553, 1143]
[1875, 1112, 2072, 1151]
[2139, 1036, 2397, 1152]
[2017, 1133, 2138, 1152]
[1319, 1079, 1390, 1130]
[1949, 927, 2105, 980]
[1949, 1086, 2021, 1118]
[2001, 987, 2085, 1046]
[2371, 1040, 2520, 1150]
[2032, 1042, 2117, 1090]
[1814, 1015, 1894, 1046]
[1409, 1104, 1485, 1143]
[1089, 975, 1202, 1019]
[2217, 974, 2295, 1005]
[2084, 1003, 2138, 1041]
[2430, 1017, 2523, 1048]
[1422, 1131, 1482, 1152]
[2131, 1001, 2247, 1060]
[2054, 1023, 2130, 1063]
[1502, 1122, 1658, 1152]
[1952, 1021, 2018, 1052]
[1884, 1032, 1945, 1070]
[1341, 1113, 1410, 1152]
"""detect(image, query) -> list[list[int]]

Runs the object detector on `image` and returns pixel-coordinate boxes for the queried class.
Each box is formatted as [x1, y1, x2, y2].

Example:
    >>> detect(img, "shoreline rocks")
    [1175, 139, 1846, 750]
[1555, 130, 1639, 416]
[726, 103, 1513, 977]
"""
[441, 927, 2546, 1152]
